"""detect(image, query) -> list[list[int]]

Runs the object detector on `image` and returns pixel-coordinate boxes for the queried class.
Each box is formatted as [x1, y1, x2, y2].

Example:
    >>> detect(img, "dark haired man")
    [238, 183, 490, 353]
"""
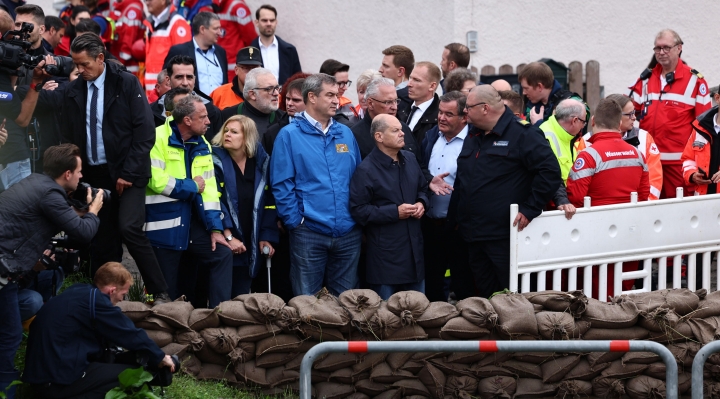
[42, 15, 64, 53]
[320, 58, 358, 125]
[59, 34, 171, 304]
[251, 4, 301, 85]
[379, 44, 414, 112]
[440, 42, 470, 93]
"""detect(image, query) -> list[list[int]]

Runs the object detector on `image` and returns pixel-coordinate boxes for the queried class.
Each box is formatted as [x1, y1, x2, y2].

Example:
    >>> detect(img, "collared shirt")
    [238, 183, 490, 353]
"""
[193, 38, 223, 95]
[150, 6, 170, 28]
[396, 80, 408, 90]
[301, 111, 334, 135]
[714, 113, 720, 134]
[259, 36, 280, 81]
[427, 125, 468, 218]
[408, 97, 434, 130]
[85, 64, 107, 165]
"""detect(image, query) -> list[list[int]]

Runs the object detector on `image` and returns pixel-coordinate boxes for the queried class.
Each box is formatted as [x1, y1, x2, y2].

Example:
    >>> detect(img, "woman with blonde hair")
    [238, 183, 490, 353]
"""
[211, 115, 279, 295]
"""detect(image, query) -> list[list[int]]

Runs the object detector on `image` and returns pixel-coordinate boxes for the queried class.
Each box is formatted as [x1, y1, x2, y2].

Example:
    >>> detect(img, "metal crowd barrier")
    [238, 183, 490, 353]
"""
[299, 340, 678, 399]
[692, 340, 720, 399]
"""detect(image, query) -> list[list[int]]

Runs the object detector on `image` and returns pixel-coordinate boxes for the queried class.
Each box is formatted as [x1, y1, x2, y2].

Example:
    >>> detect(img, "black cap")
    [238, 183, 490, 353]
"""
[236, 46, 263, 66]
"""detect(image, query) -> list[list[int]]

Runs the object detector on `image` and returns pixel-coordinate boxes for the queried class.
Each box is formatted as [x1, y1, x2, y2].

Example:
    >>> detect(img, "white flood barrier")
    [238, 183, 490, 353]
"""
[510, 188, 720, 301]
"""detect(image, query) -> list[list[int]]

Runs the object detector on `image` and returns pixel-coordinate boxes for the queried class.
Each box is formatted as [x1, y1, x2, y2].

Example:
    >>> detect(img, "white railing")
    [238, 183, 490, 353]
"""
[509, 188, 720, 301]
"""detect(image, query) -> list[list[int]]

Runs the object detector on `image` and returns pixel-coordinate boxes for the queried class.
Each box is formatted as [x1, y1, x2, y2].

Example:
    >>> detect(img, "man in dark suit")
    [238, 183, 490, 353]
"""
[251, 4, 301, 85]
[397, 61, 441, 145]
[163, 12, 228, 95]
[58, 34, 170, 303]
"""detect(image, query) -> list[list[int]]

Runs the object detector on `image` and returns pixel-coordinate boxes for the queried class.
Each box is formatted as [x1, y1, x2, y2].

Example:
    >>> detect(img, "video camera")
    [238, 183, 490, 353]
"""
[68, 182, 111, 211]
[40, 235, 82, 275]
[0, 22, 74, 77]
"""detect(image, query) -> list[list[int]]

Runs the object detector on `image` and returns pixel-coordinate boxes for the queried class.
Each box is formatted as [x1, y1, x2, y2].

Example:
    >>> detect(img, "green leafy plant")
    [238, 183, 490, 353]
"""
[105, 367, 159, 399]
[127, 273, 147, 303]
[0, 380, 22, 399]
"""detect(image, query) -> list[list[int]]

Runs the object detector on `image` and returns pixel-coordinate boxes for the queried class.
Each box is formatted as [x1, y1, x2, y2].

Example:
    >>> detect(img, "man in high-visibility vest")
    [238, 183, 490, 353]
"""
[145, 93, 232, 307]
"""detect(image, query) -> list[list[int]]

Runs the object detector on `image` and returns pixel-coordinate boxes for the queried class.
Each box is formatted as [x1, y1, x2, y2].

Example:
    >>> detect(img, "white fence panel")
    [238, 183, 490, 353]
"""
[509, 190, 720, 301]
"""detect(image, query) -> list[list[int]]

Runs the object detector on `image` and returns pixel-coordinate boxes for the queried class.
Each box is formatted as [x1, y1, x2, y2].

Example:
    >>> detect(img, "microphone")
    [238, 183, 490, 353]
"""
[0, 91, 13, 101]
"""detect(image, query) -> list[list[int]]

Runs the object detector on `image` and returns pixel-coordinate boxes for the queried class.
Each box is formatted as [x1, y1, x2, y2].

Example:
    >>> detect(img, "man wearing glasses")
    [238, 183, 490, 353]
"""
[449, 85, 560, 298]
[220, 67, 285, 136]
[320, 59, 359, 126]
[629, 29, 710, 198]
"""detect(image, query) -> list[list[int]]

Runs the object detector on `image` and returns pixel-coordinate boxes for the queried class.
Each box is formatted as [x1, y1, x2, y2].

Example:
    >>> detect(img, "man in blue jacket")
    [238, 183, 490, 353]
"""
[271, 73, 362, 296]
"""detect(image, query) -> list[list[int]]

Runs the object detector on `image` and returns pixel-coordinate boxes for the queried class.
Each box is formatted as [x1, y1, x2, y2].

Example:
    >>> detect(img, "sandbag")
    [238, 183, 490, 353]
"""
[299, 325, 345, 342]
[637, 307, 679, 332]
[329, 368, 369, 384]
[446, 375, 478, 399]
[512, 378, 556, 399]
[445, 351, 488, 365]
[425, 327, 441, 339]
[477, 376, 516, 399]
[644, 362, 667, 379]
[228, 341, 255, 364]
[175, 329, 204, 352]
[455, 297, 498, 328]
[386, 291, 430, 326]
[428, 359, 470, 377]
[369, 363, 413, 384]
[217, 301, 261, 326]
[583, 326, 650, 340]
[534, 311, 576, 340]
[625, 375, 666, 399]
[117, 300, 152, 322]
[265, 366, 299, 388]
[255, 334, 302, 356]
[152, 301, 194, 329]
[386, 352, 414, 371]
[355, 378, 389, 396]
[353, 353, 387, 375]
[648, 321, 695, 344]
[668, 341, 701, 367]
[234, 359, 268, 387]
[600, 360, 648, 379]
[135, 316, 174, 333]
[237, 323, 283, 342]
[339, 289, 383, 324]
[401, 361, 424, 374]
[593, 377, 625, 398]
[439, 317, 491, 340]
[201, 326, 239, 355]
[195, 343, 230, 366]
[627, 288, 699, 316]
[179, 353, 201, 377]
[289, 293, 348, 328]
[588, 352, 628, 368]
[511, 352, 556, 365]
[188, 307, 220, 331]
[145, 329, 172, 347]
[416, 301, 459, 328]
[315, 382, 355, 399]
[243, 293, 286, 324]
[468, 365, 515, 379]
[391, 378, 430, 397]
[276, 305, 301, 333]
[539, 354, 581, 383]
[500, 360, 542, 379]
[687, 317, 720, 344]
[373, 388, 402, 399]
[694, 290, 720, 319]
[563, 358, 609, 381]
[524, 290, 588, 318]
[347, 393, 370, 399]
[368, 302, 403, 339]
[315, 353, 359, 372]
[385, 324, 427, 341]
[197, 363, 237, 383]
[490, 293, 538, 336]
[255, 351, 297, 369]
[161, 342, 189, 358]
[622, 351, 660, 365]
[556, 380, 593, 398]
[417, 363, 445, 399]
[583, 297, 640, 328]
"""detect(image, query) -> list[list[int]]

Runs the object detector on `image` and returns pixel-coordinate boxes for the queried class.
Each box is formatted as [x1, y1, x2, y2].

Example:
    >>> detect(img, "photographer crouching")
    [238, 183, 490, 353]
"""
[23, 262, 177, 399]
[0, 143, 102, 398]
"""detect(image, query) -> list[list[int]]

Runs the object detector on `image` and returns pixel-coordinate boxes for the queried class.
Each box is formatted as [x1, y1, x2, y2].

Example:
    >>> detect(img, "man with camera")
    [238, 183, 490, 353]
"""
[0, 143, 103, 398]
[24, 262, 177, 399]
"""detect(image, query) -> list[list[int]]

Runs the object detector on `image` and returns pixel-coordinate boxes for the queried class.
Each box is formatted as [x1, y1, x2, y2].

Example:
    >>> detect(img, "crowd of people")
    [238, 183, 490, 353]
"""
[0, 0, 716, 396]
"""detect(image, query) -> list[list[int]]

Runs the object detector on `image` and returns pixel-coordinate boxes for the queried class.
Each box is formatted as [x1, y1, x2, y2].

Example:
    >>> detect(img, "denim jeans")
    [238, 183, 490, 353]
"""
[370, 280, 426, 301]
[18, 269, 64, 320]
[0, 283, 21, 399]
[289, 224, 361, 296]
[0, 158, 31, 192]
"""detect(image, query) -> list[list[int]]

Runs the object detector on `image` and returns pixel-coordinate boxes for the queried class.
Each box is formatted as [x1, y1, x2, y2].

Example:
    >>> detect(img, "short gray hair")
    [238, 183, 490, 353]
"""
[364, 77, 395, 101]
[243, 67, 274, 98]
[172, 93, 203, 122]
[554, 99, 586, 122]
[302, 73, 337, 103]
[356, 69, 381, 91]
[439, 91, 467, 115]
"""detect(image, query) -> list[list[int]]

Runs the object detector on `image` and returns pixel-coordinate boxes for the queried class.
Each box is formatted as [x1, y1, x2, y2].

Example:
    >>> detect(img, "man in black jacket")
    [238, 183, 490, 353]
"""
[251, 4, 301, 85]
[0, 144, 102, 398]
[397, 61, 441, 146]
[351, 77, 420, 162]
[59, 34, 170, 303]
[450, 85, 561, 298]
[220, 67, 284, 136]
[162, 12, 228, 95]
[24, 262, 175, 399]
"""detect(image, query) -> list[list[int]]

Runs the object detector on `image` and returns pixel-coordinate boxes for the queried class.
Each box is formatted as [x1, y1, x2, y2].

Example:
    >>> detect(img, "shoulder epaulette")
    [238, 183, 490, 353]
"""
[516, 119, 529, 126]
[691, 69, 704, 79]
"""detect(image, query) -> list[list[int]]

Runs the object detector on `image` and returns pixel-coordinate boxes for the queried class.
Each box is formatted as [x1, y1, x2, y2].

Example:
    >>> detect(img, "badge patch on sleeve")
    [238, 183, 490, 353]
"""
[700, 83, 708, 96]
[573, 158, 585, 170]
[336, 144, 349, 153]
[493, 141, 509, 146]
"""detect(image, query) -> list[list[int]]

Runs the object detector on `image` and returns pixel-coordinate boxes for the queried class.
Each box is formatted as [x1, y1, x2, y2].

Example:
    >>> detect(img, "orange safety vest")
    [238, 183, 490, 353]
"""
[143, 9, 191, 97]
[209, 82, 243, 110]
[682, 111, 718, 196]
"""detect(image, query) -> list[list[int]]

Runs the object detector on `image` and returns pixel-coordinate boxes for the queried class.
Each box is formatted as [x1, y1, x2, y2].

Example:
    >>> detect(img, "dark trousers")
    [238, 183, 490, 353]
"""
[82, 166, 168, 295]
[467, 238, 510, 298]
[0, 283, 21, 399]
[153, 218, 232, 308]
[422, 217, 475, 301]
[31, 362, 134, 399]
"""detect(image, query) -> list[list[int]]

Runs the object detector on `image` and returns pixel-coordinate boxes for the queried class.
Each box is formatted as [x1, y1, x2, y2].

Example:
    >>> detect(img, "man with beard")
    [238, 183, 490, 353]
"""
[220, 67, 284, 136]
[250, 4, 301, 85]
[439, 43, 470, 93]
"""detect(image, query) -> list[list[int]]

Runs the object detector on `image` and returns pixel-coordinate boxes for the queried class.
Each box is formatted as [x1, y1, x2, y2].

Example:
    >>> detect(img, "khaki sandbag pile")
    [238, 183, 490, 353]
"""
[117, 288, 720, 398]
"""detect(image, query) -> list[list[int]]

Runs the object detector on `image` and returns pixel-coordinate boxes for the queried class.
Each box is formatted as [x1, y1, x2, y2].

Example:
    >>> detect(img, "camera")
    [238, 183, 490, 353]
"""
[0, 22, 74, 77]
[40, 235, 82, 274]
[69, 182, 111, 210]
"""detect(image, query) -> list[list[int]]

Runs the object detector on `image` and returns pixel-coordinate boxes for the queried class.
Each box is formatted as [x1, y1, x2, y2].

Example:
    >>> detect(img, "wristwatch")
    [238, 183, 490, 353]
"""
[225, 234, 233, 242]
[31, 83, 42, 92]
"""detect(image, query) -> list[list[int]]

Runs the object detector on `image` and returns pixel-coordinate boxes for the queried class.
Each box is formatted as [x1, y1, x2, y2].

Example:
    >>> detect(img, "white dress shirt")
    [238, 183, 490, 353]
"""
[408, 97, 434, 130]
[259, 36, 280, 81]
[427, 125, 468, 218]
[301, 111, 334, 135]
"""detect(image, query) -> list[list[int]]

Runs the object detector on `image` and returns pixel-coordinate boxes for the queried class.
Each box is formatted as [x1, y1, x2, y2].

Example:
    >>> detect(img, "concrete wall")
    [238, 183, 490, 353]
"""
[36, 0, 720, 104]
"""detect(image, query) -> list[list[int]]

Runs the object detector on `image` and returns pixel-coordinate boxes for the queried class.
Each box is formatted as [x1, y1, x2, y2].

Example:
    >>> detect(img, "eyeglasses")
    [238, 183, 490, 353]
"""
[653, 44, 679, 54]
[465, 102, 487, 110]
[622, 111, 637, 119]
[370, 97, 401, 106]
[337, 80, 352, 88]
[253, 85, 282, 94]
[575, 116, 587, 125]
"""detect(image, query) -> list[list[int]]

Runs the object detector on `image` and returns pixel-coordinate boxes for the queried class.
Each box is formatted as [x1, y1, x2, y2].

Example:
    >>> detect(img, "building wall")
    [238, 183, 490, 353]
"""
[36, 0, 720, 104]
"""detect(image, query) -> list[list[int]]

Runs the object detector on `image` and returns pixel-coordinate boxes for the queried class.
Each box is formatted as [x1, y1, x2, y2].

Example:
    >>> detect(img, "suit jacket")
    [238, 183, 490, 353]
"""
[163, 39, 229, 92]
[397, 94, 440, 146]
[251, 35, 301, 85]
[59, 61, 154, 187]
[350, 112, 421, 163]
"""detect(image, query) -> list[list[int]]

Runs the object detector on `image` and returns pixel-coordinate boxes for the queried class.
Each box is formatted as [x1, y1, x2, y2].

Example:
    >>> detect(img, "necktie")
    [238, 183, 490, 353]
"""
[406, 105, 420, 125]
[89, 82, 99, 163]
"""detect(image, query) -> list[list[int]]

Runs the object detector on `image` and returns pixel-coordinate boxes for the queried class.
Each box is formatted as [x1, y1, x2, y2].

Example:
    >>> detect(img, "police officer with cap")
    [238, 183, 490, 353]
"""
[210, 46, 264, 110]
